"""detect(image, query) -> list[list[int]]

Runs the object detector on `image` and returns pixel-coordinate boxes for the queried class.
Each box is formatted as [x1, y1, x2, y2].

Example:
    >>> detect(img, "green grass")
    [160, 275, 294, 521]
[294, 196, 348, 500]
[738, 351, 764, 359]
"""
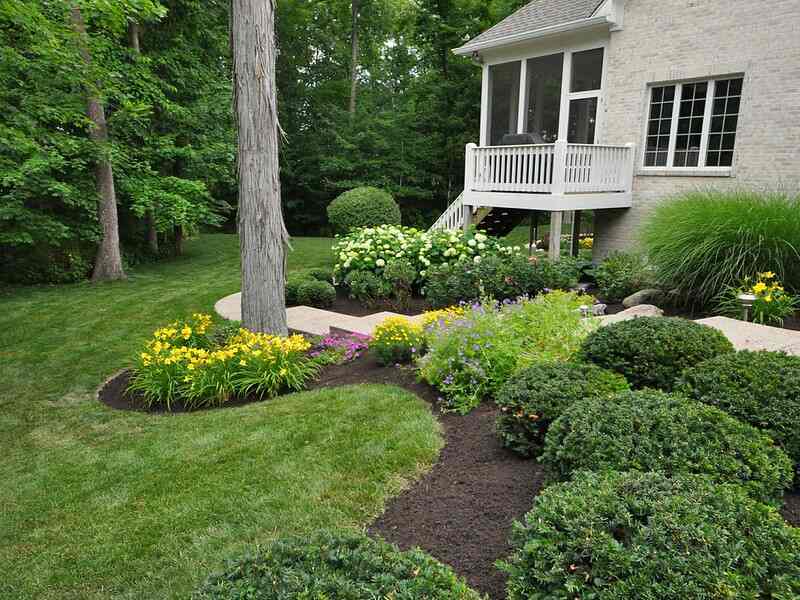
[0, 234, 443, 599]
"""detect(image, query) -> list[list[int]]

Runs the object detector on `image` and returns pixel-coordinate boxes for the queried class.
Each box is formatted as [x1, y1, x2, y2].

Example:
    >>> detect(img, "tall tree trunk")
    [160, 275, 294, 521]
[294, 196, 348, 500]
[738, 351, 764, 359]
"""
[232, 0, 289, 335]
[70, 6, 126, 282]
[348, 0, 360, 115]
[128, 20, 159, 255]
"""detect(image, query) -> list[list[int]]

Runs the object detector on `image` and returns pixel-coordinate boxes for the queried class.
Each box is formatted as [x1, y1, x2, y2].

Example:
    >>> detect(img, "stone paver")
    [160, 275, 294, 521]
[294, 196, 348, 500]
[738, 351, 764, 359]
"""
[696, 316, 800, 355]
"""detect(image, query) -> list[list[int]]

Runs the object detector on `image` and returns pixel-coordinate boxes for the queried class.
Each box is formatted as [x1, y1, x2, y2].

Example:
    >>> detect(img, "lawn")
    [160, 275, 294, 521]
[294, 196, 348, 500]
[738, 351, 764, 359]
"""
[0, 234, 442, 599]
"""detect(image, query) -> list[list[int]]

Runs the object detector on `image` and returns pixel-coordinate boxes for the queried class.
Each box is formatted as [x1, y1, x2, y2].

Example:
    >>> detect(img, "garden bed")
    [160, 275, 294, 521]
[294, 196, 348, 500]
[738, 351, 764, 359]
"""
[292, 287, 428, 317]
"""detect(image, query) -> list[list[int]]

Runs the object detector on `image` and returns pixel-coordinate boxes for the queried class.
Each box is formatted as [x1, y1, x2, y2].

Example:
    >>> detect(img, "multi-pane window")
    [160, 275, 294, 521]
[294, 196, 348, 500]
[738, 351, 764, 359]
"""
[643, 76, 744, 170]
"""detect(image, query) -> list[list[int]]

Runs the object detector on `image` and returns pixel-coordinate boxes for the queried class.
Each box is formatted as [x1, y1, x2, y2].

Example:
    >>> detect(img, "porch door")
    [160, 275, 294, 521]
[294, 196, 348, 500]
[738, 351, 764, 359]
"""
[565, 48, 604, 144]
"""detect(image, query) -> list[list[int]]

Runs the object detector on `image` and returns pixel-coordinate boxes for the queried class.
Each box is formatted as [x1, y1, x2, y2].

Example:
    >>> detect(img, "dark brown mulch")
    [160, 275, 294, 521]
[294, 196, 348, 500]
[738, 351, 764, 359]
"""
[290, 289, 429, 318]
[307, 358, 544, 600]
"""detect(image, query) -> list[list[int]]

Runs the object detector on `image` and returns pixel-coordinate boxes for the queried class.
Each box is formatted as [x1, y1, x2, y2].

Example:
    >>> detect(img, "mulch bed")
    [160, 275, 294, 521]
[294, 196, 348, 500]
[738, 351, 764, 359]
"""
[292, 289, 429, 318]
[99, 356, 800, 599]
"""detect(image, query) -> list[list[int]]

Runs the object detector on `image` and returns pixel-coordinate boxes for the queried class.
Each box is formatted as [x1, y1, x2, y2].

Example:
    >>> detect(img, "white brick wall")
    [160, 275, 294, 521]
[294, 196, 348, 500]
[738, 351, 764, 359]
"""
[594, 0, 800, 258]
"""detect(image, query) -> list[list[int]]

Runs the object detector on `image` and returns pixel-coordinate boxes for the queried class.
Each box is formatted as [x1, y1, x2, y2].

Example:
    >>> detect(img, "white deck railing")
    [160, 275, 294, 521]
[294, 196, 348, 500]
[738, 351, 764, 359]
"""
[465, 140, 635, 196]
[430, 192, 466, 231]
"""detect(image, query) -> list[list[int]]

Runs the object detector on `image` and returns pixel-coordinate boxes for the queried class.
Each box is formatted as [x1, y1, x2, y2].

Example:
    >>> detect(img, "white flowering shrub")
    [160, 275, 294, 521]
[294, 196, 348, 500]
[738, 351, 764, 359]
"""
[333, 225, 519, 288]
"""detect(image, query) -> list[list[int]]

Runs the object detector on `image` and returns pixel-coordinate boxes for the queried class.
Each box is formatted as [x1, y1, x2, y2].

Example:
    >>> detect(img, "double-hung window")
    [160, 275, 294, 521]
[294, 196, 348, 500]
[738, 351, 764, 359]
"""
[643, 76, 744, 171]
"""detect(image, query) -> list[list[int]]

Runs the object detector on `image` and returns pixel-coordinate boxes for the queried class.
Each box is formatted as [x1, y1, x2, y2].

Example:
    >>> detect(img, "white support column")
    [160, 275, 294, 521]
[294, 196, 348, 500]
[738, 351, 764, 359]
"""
[516, 60, 528, 134]
[463, 204, 472, 233]
[557, 51, 572, 142]
[480, 64, 490, 146]
[549, 138, 569, 260]
[549, 212, 563, 259]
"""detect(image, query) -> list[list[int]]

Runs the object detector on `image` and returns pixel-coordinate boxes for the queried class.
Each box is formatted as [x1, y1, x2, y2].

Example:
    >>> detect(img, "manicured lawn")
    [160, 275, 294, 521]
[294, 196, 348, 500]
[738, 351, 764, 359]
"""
[0, 234, 442, 599]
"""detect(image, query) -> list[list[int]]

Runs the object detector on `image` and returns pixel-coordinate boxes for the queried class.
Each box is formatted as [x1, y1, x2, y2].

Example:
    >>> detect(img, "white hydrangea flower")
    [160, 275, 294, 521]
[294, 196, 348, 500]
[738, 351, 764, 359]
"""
[376, 259, 386, 267]
[474, 256, 482, 264]
[467, 239, 477, 247]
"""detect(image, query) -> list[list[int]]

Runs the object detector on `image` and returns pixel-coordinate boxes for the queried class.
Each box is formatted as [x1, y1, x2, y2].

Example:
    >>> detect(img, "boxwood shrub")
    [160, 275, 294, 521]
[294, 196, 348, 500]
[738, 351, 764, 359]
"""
[541, 390, 793, 504]
[195, 531, 483, 599]
[296, 279, 336, 308]
[678, 350, 800, 480]
[580, 316, 734, 390]
[326, 186, 401, 234]
[501, 471, 800, 600]
[285, 272, 312, 306]
[495, 362, 629, 458]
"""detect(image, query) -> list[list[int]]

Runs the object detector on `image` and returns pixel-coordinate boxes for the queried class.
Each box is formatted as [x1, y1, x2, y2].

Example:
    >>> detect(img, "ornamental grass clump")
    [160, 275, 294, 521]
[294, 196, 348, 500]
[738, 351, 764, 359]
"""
[128, 314, 317, 410]
[642, 190, 800, 306]
[370, 316, 425, 366]
[542, 390, 793, 504]
[419, 291, 597, 413]
[678, 350, 800, 481]
[580, 316, 734, 391]
[495, 362, 629, 458]
[195, 531, 483, 599]
[501, 471, 800, 600]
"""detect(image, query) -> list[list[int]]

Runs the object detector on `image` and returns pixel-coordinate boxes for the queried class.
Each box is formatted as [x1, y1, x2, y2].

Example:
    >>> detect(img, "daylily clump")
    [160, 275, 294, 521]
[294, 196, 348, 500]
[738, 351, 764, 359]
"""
[130, 314, 316, 410]
[370, 316, 426, 366]
[720, 271, 800, 326]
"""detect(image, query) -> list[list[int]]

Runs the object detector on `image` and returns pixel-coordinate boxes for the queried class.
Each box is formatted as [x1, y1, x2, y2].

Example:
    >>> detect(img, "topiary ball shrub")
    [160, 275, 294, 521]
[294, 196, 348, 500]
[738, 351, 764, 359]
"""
[296, 279, 336, 309]
[541, 390, 793, 504]
[501, 471, 800, 600]
[195, 531, 483, 599]
[307, 266, 334, 283]
[495, 362, 629, 458]
[678, 350, 800, 481]
[285, 272, 313, 306]
[580, 316, 734, 390]
[327, 187, 402, 234]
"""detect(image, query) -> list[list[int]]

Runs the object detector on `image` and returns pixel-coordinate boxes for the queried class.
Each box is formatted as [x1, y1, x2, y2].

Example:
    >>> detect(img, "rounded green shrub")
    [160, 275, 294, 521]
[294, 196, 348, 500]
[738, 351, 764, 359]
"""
[542, 390, 793, 503]
[502, 471, 800, 600]
[307, 266, 334, 283]
[327, 187, 401, 234]
[285, 272, 313, 306]
[296, 279, 336, 308]
[678, 350, 800, 480]
[580, 316, 734, 390]
[495, 362, 629, 458]
[195, 531, 483, 599]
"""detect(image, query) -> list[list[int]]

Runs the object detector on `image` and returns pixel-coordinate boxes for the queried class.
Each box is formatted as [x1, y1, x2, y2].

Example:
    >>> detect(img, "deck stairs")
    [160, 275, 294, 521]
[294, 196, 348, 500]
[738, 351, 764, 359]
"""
[429, 193, 526, 236]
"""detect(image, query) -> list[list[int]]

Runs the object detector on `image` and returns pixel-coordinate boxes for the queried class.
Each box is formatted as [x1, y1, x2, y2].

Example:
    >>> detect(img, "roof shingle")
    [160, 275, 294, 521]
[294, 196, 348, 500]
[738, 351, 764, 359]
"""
[458, 0, 605, 52]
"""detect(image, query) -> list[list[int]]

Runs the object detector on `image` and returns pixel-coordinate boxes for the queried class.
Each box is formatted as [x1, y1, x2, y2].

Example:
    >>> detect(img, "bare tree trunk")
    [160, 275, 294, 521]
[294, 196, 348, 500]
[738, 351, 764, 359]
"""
[174, 225, 184, 256]
[232, 0, 289, 335]
[127, 20, 159, 256]
[348, 0, 360, 115]
[70, 6, 125, 282]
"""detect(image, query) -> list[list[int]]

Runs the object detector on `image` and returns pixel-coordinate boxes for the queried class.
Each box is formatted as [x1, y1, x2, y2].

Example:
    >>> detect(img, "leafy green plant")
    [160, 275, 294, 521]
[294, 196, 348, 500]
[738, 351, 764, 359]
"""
[501, 471, 800, 600]
[419, 292, 596, 413]
[678, 350, 800, 482]
[382, 258, 417, 309]
[285, 272, 313, 306]
[642, 191, 800, 306]
[345, 271, 392, 307]
[542, 390, 793, 504]
[307, 267, 334, 283]
[594, 251, 656, 303]
[717, 271, 800, 326]
[326, 187, 402, 234]
[370, 317, 425, 366]
[580, 317, 734, 390]
[296, 279, 336, 308]
[195, 531, 483, 599]
[496, 362, 629, 458]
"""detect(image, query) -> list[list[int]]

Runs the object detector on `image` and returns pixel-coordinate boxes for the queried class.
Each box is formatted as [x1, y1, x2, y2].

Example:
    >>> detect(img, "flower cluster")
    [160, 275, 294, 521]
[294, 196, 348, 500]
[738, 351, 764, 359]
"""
[737, 272, 800, 326]
[420, 306, 467, 331]
[333, 224, 520, 287]
[310, 333, 371, 364]
[129, 315, 317, 410]
[370, 316, 426, 366]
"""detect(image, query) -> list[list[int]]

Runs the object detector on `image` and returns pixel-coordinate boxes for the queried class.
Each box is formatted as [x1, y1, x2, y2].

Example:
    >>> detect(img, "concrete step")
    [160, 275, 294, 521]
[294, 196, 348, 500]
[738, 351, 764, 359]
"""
[695, 317, 800, 355]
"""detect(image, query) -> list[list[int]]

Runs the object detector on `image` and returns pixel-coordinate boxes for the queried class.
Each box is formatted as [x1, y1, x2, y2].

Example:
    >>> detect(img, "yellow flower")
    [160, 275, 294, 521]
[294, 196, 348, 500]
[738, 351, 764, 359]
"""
[760, 271, 776, 280]
[764, 295, 773, 303]
[752, 282, 768, 295]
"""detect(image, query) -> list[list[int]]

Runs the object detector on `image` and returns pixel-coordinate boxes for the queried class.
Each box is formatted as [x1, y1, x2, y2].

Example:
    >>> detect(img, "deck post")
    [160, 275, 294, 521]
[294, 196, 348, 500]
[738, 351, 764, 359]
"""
[548, 139, 568, 259]
[623, 142, 636, 193]
[463, 143, 477, 232]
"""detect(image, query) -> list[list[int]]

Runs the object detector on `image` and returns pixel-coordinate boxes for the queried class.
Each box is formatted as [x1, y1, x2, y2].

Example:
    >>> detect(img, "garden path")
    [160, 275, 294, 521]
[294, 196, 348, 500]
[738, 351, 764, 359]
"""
[697, 317, 800, 355]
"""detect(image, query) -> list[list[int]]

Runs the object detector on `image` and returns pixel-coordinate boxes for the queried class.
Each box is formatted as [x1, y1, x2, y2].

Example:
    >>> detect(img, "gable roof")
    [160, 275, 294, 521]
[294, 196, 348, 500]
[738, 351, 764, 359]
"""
[455, 0, 607, 55]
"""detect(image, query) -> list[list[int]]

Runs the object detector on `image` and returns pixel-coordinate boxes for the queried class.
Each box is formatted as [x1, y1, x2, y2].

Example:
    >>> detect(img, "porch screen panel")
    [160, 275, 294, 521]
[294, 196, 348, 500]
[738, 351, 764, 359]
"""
[523, 53, 563, 143]
[488, 61, 521, 146]
[568, 98, 597, 144]
[644, 85, 675, 167]
[706, 78, 743, 167]
[571, 48, 604, 92]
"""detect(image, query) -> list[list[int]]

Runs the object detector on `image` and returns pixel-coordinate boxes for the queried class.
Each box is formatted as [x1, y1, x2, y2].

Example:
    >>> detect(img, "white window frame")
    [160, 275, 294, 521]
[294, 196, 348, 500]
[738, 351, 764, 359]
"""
[640, 75, 743, 175]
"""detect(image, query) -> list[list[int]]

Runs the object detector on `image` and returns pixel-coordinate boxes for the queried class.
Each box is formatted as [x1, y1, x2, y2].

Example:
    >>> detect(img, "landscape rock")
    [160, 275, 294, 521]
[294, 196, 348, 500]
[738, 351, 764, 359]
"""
[622, 288, 664, 308]
[601, 304, 664, 326]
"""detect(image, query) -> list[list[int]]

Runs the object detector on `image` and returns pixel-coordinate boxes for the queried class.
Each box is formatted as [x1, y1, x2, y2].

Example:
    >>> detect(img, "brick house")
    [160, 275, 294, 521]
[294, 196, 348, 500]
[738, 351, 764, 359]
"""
[431, 0, 800, 259]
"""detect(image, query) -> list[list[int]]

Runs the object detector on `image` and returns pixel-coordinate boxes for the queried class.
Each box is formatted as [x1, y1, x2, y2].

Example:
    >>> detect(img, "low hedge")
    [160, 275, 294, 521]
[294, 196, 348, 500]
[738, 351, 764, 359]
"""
[495, 362, 629, 458]
[327, 187, 401, 234]
[541, 390, 793, 504]
[195, 531, 483, 599]
[580, 316, 734, 390]
[296, 279, 336, 308]
[501, 471, 800, 600]
[678, 350, 800, 481]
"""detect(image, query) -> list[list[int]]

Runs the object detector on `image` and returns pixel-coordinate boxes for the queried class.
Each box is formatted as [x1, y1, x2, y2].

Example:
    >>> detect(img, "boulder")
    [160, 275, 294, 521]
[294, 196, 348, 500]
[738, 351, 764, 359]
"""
[622, 288, 663, 308]
[601, 304, 664, 326]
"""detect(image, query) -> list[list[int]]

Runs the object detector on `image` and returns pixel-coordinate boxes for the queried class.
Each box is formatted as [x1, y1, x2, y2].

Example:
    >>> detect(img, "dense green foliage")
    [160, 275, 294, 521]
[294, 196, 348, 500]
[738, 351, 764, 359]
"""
[594, 251, 655, 303]
[296, 279, 337, 308]
[371, 316, 426, 366]
[642, 191, 800, 306]
[420, 292, 597, 413]
[423, 254, 580, 307]
[495, 362, 629, 458]
[326, 186, 402, 233]
[196, 531, 482, 599]
[678, 350, 800, 480]
[542, 390, 793, 503]
[502, 471, 800, 600]
[581, 317, 734, 390]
